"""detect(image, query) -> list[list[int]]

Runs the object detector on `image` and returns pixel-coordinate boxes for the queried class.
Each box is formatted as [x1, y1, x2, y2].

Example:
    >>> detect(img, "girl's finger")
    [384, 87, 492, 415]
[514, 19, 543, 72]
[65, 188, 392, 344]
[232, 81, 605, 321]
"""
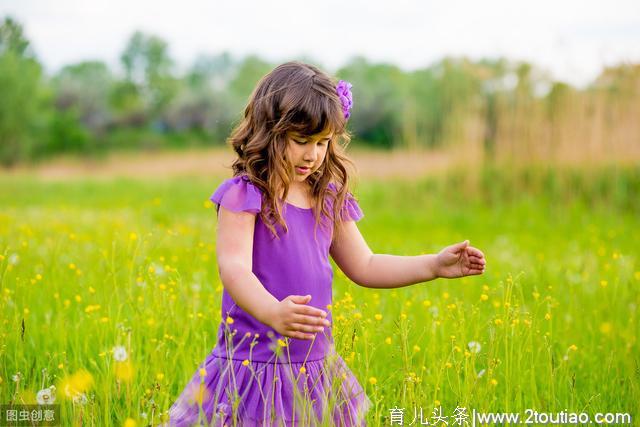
[289, 323, 324, 334]
[286, 331, 315, 340]
[294, 305, 328, 318]
[469, 247, 485, 258]
[293, 314, 331, 327]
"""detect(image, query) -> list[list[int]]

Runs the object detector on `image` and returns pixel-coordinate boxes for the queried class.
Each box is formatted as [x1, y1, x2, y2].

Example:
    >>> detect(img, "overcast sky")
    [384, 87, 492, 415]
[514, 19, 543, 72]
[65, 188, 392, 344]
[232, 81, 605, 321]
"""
[2, 0, 639, 87]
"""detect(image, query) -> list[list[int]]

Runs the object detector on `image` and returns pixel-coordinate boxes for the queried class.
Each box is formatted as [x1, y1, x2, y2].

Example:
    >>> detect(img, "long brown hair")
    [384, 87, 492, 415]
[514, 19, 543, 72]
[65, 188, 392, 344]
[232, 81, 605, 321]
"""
[227, 61, 358, 240]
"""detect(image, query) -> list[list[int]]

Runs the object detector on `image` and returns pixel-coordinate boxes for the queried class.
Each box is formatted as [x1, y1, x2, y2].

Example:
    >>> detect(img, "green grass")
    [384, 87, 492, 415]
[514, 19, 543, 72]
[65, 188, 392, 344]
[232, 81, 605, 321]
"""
[0, 165, 638, 426]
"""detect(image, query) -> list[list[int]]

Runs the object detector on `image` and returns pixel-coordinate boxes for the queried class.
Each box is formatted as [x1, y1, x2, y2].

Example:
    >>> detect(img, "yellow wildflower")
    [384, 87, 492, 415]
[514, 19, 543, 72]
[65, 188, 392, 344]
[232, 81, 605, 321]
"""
[116, 361, 134, 382]
[58, 369, 94, 398]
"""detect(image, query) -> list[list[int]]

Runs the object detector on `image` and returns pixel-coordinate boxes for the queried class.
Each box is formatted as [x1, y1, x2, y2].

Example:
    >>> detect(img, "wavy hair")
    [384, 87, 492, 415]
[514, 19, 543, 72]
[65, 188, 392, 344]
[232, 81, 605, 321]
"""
[227, 61, 358, 240]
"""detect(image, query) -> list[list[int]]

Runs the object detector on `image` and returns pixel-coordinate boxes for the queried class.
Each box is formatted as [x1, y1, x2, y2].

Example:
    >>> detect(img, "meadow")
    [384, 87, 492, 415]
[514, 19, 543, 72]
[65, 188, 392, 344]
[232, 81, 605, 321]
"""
[0, 164, 638, 426]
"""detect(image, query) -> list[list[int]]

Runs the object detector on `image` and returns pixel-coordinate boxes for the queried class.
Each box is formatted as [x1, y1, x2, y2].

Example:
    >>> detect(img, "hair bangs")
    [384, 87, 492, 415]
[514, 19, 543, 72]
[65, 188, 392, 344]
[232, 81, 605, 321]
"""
[286, 90, 345, 138]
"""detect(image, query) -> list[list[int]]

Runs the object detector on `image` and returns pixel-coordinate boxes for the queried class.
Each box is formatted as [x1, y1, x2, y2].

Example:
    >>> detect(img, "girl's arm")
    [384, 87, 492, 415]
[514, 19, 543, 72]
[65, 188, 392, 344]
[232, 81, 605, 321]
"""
[216, 206, 279, 323]
[217, 206, 329, 339]
[329, 221, 485, 289]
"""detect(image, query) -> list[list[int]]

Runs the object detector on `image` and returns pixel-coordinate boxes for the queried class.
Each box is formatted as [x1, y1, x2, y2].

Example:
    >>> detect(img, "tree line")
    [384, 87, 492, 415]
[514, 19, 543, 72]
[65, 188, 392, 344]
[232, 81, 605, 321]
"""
[1, 16, 638, 166]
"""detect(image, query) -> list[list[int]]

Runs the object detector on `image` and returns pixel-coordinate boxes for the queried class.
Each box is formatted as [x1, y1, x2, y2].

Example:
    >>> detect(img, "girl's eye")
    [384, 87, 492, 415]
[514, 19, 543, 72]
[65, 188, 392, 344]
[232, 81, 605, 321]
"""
[294, 140, 306, 145]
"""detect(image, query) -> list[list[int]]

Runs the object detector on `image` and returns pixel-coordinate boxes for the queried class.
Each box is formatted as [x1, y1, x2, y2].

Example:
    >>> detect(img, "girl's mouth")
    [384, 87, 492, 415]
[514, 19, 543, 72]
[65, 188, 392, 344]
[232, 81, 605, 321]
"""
[295, 166, 311, 174]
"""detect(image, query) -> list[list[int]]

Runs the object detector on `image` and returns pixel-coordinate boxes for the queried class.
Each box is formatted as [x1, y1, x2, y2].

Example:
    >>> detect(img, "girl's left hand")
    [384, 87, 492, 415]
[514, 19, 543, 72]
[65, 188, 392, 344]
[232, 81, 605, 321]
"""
[435, 240, 486, 278]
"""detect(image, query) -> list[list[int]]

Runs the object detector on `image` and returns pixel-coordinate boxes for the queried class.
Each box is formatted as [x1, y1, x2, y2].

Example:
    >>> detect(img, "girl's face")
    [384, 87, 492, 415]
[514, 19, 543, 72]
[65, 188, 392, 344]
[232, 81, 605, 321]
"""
[285, 128, 332, 183]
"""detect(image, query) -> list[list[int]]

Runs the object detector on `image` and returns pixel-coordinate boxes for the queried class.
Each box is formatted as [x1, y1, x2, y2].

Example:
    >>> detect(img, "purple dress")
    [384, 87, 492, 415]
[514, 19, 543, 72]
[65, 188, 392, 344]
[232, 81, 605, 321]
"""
[168, 174, 372, 426]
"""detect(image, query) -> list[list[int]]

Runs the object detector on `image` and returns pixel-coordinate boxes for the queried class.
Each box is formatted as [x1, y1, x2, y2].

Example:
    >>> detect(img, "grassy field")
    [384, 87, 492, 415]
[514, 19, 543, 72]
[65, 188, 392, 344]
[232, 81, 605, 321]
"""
[0, 164, 638, 426]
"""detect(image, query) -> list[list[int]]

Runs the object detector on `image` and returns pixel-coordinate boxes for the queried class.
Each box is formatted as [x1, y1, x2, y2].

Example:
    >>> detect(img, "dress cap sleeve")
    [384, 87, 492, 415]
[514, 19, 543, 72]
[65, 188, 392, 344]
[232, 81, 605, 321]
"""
[327, 182, 364, 222]
[210, 175, 262, 214]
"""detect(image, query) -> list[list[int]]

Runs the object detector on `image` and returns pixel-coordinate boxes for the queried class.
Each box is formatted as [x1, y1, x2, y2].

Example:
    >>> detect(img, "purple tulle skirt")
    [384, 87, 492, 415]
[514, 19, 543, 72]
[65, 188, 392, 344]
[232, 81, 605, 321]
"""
[167, 348, 372, 426]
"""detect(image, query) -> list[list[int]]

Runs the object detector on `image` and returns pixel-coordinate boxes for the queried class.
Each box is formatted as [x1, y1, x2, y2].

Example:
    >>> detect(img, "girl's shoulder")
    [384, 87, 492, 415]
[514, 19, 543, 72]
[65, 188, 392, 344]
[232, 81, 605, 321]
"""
[210, 174, 262, 214]
[325, 181, 364, 222]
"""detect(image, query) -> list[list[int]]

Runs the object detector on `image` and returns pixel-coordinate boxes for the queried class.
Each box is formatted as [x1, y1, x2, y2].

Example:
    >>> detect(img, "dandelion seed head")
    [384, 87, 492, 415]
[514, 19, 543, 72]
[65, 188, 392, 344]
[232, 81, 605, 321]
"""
[468, 341, 482, 353]
[36, 386, 56, 405]
[112, 346, 128, 362]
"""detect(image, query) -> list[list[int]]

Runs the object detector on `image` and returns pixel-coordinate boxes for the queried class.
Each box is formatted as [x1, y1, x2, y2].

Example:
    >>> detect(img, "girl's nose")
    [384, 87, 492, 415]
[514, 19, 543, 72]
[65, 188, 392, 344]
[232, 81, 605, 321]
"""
[304, 146, 318, 162]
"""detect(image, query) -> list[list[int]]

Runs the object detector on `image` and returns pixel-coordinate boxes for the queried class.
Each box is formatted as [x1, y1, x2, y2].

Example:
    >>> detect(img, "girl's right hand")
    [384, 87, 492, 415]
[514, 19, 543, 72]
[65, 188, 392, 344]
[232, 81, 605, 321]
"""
[266, 295, 331, 340]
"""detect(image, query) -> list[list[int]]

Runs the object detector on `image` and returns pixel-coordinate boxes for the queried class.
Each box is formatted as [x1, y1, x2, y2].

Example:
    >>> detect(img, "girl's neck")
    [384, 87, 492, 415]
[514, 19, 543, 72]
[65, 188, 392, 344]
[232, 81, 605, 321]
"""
[283, 181, 314, 208]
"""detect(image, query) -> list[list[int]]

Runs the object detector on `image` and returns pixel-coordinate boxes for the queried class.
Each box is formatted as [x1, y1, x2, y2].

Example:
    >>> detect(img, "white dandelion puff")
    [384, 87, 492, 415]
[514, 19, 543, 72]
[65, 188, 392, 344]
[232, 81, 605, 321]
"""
[36, 386, 56, 405]
[467, 341, 482, 354]
[429, 306, 439, 318]
[112, 346, 128, 362]
[477, 369, 486, 378]
[151, 263, 166, 276]
[72, 393, 88, 405]
[8, 254, 20, 265]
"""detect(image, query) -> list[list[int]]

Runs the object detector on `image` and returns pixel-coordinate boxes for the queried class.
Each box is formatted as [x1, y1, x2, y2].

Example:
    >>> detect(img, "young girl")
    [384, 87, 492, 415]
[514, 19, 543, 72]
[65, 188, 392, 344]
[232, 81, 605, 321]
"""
[168, 61, 486, 426]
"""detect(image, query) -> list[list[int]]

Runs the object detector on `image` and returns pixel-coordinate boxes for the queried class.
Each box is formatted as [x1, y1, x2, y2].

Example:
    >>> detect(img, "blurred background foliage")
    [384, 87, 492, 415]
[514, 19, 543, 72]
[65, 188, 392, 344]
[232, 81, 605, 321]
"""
[1, 16, 638, 167]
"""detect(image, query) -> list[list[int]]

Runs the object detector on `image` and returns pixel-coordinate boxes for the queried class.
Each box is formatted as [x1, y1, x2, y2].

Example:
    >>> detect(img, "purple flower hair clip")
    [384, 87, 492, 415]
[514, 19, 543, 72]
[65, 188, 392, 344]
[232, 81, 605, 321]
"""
[336, 80, 353, 119]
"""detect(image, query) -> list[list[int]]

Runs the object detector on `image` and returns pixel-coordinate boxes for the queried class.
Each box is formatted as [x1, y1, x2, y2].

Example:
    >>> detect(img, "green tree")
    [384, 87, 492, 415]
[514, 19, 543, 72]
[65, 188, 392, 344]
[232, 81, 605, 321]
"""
[52, 61, 114, 131]
[120, 31, 178, 125]
[0, 16, 44, 166]
[337, 57, 406, 148]
[163, 53, 237, 142]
